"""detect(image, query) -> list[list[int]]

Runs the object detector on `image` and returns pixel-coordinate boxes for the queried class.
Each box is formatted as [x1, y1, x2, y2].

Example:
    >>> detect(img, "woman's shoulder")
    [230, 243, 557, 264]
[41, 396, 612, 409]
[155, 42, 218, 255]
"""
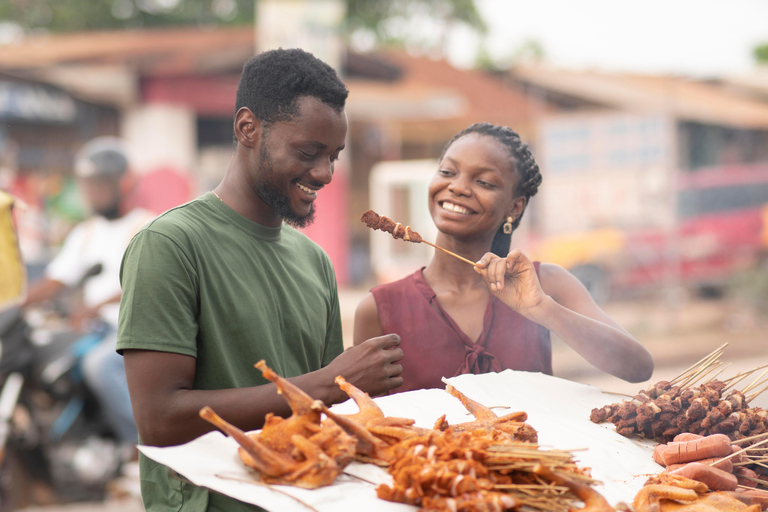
[537, 262, 588, 300]
[371, 268, 423, 294]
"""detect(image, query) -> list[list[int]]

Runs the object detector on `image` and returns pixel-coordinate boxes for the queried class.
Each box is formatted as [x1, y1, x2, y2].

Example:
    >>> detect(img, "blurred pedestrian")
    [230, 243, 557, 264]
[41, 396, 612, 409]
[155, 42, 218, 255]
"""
[23, 137, 154, 450]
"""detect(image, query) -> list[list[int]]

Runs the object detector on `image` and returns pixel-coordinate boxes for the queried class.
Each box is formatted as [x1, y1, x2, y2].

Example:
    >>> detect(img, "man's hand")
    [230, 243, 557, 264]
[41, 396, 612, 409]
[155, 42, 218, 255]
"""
[325, 334, 403, 396]
[474, 249, 549, 315]
[69, 305, 100, 332]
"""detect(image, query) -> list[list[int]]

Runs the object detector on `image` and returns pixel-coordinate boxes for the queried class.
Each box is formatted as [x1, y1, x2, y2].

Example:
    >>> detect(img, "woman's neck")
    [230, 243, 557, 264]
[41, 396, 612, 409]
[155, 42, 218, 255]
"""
[422, 233, 494, 292]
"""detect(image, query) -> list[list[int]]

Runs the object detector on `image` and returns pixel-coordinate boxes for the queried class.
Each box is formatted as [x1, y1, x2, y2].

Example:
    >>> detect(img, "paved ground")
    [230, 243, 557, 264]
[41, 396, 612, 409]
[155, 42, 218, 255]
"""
[17, 291, 768, 511]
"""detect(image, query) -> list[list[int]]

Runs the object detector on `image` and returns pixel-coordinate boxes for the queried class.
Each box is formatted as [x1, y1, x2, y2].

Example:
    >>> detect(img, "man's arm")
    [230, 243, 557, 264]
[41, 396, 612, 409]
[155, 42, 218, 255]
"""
[22, 278, 65, 307]
[69, 291, 122, 330]
[125, 333, 403, 447]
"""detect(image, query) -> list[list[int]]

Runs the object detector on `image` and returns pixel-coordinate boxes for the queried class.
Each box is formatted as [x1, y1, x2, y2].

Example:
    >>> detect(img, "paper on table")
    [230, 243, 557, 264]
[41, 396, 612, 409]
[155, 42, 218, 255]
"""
[139, 370, 662, 511]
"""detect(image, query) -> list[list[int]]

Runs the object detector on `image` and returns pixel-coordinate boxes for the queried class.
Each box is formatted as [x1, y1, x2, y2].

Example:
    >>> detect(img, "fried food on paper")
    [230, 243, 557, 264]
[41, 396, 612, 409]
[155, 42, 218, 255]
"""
[320, 376, 426, 466]
[199, 360, 356, 488]
[634, 473, 762, 512]
[434, 384, 538, 443]
[377, 428, 601, 512]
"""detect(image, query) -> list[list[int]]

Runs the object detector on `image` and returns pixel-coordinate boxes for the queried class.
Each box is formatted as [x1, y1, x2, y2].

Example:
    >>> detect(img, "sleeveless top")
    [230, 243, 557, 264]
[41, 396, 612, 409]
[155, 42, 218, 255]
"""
[371, 265, 552, 393]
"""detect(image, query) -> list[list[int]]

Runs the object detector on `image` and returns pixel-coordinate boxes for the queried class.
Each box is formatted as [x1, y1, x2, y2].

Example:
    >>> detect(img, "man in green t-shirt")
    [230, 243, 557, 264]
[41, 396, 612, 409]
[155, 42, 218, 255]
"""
[117, 49, 404, 512]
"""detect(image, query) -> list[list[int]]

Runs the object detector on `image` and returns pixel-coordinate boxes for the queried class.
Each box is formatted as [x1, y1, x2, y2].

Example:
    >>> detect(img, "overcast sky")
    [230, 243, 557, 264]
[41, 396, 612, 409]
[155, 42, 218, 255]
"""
[447, 0, 768, 76]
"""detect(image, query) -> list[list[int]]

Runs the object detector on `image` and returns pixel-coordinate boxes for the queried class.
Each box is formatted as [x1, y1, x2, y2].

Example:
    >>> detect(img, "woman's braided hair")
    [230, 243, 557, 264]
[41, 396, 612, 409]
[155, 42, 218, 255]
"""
[439, 123, 543, 256]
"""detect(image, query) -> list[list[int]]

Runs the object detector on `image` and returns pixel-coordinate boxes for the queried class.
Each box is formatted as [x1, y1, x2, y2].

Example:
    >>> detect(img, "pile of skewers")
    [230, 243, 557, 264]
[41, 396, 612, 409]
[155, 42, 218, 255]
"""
[591, 344, 768, 484]
[378, 430, 602, 512]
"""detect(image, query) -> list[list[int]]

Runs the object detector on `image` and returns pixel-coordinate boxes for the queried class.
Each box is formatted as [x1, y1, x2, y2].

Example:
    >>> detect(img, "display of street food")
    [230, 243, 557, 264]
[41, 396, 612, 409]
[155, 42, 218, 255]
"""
[199, 363, 610, 511]
[191, 342, 768, 511]
[377, 430, 605, 512]
[590, 345, 768, 487]
[588, 344, 768, 511]
[199, 360, 357, 488]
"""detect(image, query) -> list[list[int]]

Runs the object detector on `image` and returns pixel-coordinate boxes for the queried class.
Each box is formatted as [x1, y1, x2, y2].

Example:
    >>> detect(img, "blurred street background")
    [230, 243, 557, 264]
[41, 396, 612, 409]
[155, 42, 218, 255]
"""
[1, 0, 767, 510]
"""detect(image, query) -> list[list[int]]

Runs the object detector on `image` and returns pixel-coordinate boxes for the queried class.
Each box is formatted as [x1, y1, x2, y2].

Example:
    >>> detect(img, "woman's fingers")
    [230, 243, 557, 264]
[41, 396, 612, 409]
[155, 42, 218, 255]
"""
[489, 257, 506, 290]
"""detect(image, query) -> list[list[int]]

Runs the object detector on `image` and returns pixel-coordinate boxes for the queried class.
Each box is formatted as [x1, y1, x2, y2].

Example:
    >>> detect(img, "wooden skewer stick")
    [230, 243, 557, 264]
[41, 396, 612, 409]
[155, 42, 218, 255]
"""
[711, 436, 768, 466]
[722, 364, 768, 389]
[747, 382, 768, 404]
[670, 343, 728, 385]
[680, 361, 724, 390]
[705, 362, 732, 384]
[678, 357, 724, 390]
[731, 431, 768, 445]
[742, 368, 768, 395]
[421, 240, 478, 267]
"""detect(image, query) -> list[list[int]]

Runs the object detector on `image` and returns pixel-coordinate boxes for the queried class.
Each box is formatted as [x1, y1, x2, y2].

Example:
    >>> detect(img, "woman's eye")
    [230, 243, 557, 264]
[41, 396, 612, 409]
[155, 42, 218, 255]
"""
[477, 179, 496, 188]
[437, 169, 453, 176]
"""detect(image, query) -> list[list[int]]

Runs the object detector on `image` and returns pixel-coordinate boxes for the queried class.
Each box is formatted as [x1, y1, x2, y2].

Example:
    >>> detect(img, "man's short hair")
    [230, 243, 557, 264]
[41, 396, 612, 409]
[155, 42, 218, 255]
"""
[235, 48, 349, 126]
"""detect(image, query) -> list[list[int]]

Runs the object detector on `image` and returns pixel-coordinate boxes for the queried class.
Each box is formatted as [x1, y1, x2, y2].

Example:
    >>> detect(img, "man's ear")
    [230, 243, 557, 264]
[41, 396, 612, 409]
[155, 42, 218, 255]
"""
[234, 107, 261, 149]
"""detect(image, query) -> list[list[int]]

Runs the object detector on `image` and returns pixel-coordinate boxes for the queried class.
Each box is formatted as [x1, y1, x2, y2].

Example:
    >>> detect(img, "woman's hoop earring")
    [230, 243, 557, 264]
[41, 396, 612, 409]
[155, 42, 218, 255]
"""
[503, 216, 514, 234]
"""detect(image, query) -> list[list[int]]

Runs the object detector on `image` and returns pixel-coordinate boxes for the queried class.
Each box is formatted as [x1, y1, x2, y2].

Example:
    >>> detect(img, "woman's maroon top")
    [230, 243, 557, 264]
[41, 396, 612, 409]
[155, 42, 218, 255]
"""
[371, 265, 552, 393]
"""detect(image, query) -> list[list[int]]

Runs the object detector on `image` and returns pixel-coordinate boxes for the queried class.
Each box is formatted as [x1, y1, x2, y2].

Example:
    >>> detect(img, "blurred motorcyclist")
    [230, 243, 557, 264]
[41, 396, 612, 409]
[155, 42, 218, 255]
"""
[22, 137, 154, 450]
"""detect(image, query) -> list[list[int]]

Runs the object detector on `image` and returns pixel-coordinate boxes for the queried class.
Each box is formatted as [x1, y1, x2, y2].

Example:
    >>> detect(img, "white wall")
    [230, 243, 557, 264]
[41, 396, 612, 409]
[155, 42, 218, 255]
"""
[122, 104, 196, 175]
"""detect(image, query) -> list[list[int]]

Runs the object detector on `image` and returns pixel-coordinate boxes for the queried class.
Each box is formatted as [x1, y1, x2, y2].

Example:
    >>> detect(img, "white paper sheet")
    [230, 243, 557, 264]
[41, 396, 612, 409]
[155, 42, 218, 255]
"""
[139, 370, 661, 511]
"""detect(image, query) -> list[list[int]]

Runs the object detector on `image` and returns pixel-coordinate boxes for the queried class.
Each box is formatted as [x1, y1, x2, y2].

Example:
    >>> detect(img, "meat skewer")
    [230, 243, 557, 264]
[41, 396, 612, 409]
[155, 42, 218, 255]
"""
[361, 209, 477, 267]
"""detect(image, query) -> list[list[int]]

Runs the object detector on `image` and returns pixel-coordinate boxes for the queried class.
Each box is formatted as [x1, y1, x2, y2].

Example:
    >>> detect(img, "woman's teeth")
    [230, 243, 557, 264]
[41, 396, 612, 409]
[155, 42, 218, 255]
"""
[297, 183, 316, 195]
[441, 202, 471, 214]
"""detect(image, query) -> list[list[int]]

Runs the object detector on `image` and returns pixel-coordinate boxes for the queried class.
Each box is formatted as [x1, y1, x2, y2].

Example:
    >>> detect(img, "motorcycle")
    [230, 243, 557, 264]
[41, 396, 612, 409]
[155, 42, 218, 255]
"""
[0, 264, 127, 511]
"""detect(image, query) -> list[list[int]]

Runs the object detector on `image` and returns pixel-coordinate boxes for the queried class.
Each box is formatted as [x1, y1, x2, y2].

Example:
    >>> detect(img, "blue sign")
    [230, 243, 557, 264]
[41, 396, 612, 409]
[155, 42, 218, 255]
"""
[0, 81, 76, 122]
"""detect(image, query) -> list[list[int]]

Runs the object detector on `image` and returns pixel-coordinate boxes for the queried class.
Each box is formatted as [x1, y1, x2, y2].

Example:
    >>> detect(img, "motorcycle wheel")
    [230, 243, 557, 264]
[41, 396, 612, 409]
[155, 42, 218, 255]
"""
[0, 448, 29, 512]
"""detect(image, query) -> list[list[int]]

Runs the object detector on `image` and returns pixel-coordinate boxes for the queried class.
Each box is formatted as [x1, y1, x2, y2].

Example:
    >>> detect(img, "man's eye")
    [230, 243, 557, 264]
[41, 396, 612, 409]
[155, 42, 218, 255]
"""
[438, 169, 453, 176]
[299, 151, 316, 159]
[330, 154, 339, 163]
[477, 180, 495, 188]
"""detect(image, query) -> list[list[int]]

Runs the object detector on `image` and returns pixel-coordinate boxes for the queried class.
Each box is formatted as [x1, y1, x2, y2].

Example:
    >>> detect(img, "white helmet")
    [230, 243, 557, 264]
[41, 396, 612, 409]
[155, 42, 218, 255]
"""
[74, 137, 129, 179]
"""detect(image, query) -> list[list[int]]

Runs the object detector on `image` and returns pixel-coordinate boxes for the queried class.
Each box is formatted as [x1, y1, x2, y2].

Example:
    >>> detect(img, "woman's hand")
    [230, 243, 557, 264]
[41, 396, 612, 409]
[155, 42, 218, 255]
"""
[474, 249, 549, 315]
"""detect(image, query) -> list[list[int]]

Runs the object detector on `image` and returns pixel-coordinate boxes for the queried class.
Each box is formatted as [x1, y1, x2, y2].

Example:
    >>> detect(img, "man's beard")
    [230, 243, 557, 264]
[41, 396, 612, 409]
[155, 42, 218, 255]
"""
[254, 143, 316, 229]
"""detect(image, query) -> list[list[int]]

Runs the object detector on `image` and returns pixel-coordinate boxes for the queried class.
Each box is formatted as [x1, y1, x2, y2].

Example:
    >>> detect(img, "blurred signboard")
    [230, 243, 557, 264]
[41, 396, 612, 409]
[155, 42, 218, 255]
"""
[537, 113, 676, 235]
[0, 81, 76, 123]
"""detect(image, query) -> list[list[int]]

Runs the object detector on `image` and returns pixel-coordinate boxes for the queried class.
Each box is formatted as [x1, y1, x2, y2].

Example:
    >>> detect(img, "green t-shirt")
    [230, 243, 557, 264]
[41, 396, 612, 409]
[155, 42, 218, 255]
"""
[117, 192, 343, 512]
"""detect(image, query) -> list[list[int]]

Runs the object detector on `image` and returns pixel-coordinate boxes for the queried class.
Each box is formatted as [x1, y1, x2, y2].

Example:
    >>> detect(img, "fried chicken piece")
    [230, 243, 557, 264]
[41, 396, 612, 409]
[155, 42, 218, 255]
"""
[198, 360, 356, 488]
[320, 376, 424, 465]
[635, 472, 762, 512]
[534, 464, 615, 512]
[438, 385, 537, 443]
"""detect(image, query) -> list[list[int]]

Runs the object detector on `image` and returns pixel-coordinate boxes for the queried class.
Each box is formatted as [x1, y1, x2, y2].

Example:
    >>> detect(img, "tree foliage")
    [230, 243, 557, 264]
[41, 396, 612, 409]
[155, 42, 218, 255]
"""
[0, 0, 486, 53]
[755, 43, 768, 64]
[0, 0, 254, 32]
[346, 0, 486, 47]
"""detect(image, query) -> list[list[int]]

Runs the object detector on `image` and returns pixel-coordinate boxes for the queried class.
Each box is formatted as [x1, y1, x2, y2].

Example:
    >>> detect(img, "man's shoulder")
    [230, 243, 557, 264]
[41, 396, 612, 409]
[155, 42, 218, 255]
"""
[140, 197, 211, 238]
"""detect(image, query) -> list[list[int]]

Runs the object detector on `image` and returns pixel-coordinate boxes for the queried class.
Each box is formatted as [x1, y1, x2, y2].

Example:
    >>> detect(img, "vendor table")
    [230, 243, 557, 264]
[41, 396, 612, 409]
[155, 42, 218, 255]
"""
[140, 370, 663, 511]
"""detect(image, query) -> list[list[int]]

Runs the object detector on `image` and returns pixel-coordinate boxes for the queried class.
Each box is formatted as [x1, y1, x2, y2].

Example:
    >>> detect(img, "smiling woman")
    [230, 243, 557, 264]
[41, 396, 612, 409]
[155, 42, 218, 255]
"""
[353, 122, 654, 393]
